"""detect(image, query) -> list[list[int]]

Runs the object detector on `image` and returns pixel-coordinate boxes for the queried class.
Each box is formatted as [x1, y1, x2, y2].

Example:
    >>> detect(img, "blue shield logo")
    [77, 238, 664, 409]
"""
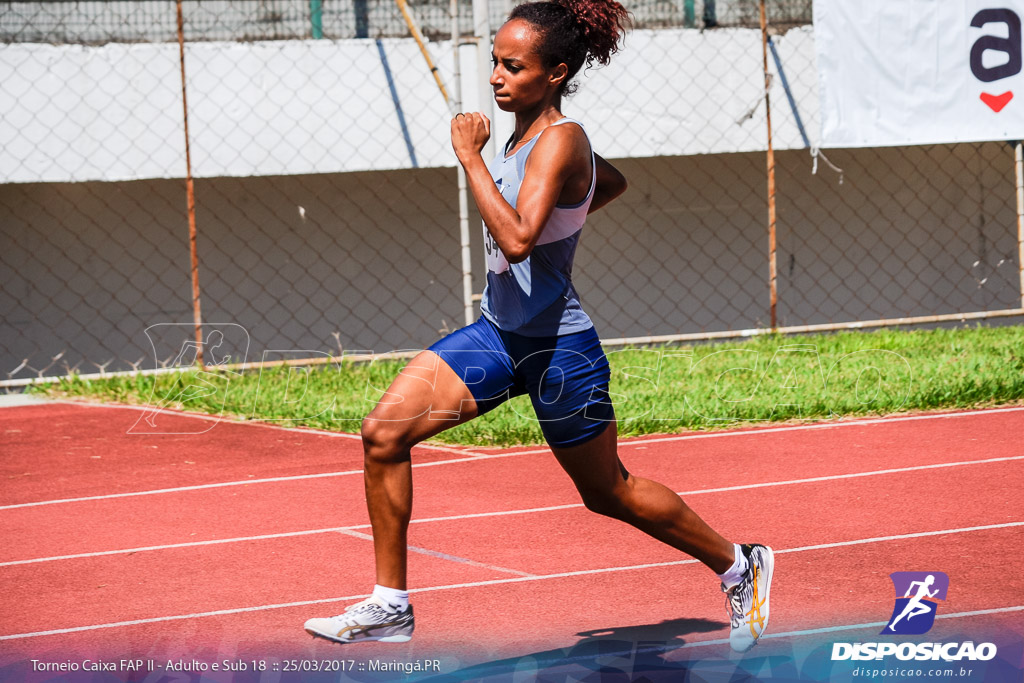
[881, 572, 949, 635]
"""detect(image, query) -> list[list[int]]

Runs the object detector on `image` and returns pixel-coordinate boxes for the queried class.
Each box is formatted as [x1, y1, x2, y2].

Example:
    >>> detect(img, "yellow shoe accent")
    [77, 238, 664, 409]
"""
[745, 564, 768, 638]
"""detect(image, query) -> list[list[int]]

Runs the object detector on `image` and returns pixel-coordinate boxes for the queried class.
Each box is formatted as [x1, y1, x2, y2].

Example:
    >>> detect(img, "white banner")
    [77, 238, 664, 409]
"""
[815, 0, 1024, 147]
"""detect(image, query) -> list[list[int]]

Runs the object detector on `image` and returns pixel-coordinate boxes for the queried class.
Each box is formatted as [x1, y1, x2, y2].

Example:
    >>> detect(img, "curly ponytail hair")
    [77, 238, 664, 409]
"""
[508, 0, 630, 96]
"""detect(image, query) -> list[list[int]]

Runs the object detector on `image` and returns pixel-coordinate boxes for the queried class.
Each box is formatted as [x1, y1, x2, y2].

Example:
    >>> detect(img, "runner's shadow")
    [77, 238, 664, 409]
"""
[576, 615, 725, 643]
[567, 617, 727, 680]
[423, 617, 726, 682]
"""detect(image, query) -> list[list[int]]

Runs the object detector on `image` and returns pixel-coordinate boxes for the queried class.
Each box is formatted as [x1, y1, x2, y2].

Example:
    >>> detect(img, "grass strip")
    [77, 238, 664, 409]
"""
[30, 325, 1024, 447]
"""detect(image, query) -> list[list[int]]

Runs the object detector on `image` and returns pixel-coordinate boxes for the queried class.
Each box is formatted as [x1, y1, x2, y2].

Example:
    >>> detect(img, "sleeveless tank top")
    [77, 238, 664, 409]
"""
[478, 117, 596, 337]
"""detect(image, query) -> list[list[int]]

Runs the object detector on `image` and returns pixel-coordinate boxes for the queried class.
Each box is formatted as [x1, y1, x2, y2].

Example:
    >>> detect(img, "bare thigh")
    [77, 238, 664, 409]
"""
[362, 350, 479, 449]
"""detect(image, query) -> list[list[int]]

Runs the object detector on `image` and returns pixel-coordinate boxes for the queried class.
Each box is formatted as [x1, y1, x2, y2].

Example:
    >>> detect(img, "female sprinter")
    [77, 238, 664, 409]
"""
[304, 0, 773, 653]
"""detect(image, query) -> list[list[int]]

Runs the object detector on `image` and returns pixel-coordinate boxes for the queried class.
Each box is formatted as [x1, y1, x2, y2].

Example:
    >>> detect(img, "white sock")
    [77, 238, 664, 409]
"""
[716, 544, 749, 590]
[373, 584, 410, 611]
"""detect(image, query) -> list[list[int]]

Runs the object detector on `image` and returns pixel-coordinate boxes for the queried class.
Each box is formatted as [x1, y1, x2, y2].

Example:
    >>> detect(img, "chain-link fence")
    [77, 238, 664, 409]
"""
[0, 0, 812, 43]
[1, 0, 1021, 383]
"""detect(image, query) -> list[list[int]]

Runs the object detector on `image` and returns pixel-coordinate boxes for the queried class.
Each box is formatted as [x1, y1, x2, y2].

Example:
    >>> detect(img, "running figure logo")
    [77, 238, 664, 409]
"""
[881, 572, 949, 635]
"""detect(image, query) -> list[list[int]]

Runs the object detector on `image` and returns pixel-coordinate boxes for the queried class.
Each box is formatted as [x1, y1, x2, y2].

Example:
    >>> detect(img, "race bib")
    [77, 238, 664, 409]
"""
[483, 225, 509, 273]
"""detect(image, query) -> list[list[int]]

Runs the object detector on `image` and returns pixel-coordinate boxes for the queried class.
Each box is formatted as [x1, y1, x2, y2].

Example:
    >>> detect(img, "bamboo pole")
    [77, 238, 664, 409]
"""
[394, 0, 472, 325]
[395, 0, 452, 110]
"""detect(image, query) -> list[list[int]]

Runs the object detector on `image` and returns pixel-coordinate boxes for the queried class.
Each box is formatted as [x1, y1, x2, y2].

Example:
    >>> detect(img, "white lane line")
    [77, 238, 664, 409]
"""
[664, 605, 1024, 652]
[510, 605, 1024, 665]
[758, 604, 1024, 642]
[473, 404, 1024, 457]
[771, 522, 1024, 555]
[0, 527, 363, 567]
[2, 522, 1021, 641]
[615, 405, 1024, 448]
[0, 472, 367, 511]
[0, 451, 509, 512]
[401, 522, 1022, 599]
[0, 503, 581, 567]
[6, 405, 1022, 511]
[677, 454, 1024, 497]
[4, 457, 1022, 567]
[336, 529, 536, 577]
[47, 400, 475, 455]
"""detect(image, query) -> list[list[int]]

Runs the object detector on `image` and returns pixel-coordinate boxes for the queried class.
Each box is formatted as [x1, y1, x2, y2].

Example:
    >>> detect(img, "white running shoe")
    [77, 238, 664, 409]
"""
[723, 543, 774, 652]
[304, 595, 414, 644]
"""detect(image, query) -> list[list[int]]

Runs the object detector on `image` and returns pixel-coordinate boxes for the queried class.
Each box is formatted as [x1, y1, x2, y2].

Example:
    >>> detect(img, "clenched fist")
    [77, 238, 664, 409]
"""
[451, 112, 491, 163]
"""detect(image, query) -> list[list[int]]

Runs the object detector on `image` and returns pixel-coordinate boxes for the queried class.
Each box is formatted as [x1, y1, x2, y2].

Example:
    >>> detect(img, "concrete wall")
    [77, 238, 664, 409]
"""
[0, 27, 818, 183]
[3, 142, 1019, 378]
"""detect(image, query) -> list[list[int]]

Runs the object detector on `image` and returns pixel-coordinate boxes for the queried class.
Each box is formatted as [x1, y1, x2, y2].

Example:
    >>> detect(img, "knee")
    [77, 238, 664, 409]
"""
[360, 416, 411, 466]
[578, 486, 628, 520]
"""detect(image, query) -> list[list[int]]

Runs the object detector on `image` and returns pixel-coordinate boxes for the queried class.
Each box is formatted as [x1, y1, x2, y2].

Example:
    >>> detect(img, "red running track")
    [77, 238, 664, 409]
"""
[1, 400, 1022, 680]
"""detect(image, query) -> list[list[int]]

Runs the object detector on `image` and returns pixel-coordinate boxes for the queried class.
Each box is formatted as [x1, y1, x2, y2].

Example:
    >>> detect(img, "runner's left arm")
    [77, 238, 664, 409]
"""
[589, 154, 627, 214]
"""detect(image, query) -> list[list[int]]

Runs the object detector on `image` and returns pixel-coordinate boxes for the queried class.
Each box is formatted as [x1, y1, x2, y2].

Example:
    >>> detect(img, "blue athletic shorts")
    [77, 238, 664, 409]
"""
[427, 316, 615, 448]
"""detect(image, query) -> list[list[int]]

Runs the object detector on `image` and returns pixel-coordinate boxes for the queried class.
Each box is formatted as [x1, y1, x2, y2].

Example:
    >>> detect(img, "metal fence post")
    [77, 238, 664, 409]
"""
[454, 0, 474, 327]
[1016, 141, 1024, 309]
[310, 0, 323, 39]
[760, 0, 777, 330]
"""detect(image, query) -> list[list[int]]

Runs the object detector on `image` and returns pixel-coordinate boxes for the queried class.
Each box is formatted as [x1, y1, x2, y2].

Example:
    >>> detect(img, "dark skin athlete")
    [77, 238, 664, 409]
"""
[360, 18, 736, 591]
